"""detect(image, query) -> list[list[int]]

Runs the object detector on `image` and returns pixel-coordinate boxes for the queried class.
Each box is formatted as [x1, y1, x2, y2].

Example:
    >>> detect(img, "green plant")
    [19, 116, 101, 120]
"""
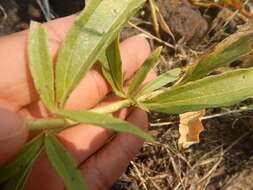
[1, 0, 253, 189]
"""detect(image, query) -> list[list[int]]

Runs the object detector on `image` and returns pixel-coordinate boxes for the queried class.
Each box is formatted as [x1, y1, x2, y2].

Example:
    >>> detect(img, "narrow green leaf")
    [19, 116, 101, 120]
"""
[2, 147, 42, 190]
[45, 133, 88, 190]
[180, 32, 253, 84]
[55, 110, 154, 142]
[106, 37, 123, 92]
[28, 21, 55, 112]
[138, 68, 181, 96]
[100, 37, 125, 97]
[85, 0, 102, 12]
[100, 53, 120, 94]
[3, 170, 28, 190]
[141, 67, 253, 114]
[55, 0, 146, 108]
[0, 134, 44, 184]
[128, 47, 162, 97]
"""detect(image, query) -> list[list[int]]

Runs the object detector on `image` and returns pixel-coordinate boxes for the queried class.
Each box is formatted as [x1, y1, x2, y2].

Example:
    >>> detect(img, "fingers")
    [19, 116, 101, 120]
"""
[24, 49, 154, 190]
[0, 14, 151, 111]
[56, 70, 156, 164]
[57, 124, 113, 164]
[25, 109, 147, 190]
[0, 108, 28, 165]
[20, 35, 151, 121]
[79, 108, 148, 190]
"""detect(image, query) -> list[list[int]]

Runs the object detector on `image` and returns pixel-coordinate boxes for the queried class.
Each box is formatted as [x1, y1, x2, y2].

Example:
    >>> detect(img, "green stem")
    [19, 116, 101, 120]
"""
[136, 89, 164, 102]
[90, 99, 132, 114]
[27, 99, 133, 131]
[27, 118, 70, 131]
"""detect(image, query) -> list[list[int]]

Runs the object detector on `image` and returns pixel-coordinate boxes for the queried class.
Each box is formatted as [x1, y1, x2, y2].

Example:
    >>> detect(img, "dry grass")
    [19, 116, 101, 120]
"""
[2, 1, 253, 189]
[116, 1, 253, 189]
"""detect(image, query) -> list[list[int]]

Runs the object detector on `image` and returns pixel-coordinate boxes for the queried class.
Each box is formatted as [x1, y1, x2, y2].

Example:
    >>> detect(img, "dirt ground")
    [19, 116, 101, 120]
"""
[1, 0, 253, 190]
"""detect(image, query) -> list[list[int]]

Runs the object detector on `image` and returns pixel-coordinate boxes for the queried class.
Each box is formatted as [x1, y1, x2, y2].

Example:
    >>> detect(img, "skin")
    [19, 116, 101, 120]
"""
[0, 15, 155, 190]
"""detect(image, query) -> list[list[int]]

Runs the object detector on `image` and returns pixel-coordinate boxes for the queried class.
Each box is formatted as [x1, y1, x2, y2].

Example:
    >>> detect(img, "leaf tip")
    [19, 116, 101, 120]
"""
[146, 135, 155, 143]
[29, 21, 41, 30]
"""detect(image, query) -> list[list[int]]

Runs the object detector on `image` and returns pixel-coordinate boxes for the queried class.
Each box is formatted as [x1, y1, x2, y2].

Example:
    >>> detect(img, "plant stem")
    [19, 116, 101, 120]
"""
[27, 118, 70, 131]
[27, 99, 133, 131]
[137, 89, 165, 102]
[90, 99, 132, 113]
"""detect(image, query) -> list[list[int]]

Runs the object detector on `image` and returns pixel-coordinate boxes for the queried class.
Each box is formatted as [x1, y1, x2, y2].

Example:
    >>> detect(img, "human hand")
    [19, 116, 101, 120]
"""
[0, 15, 154, 190]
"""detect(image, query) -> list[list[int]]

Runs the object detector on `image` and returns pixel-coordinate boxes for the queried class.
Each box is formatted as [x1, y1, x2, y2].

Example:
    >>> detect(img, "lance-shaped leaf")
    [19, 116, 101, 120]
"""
[55, 110, 153, 142]
[0, 134, 44, 184]
[3, 170, 28, 190]
[2, 147, 42, 190]
[100, 37, 125, 97]
[45, 134, 88, 190]
[138, 68, 181, 96]
[128, 47, 162, 97]
[180, 30, 253, 84]
[55, 0, 146, 108]
[28, 21, 55, 112]
[141, 67, 253, 114]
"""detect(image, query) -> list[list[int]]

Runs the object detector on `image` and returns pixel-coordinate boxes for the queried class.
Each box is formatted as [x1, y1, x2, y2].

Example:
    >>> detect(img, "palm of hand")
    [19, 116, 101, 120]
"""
[0, 15, 153, 190]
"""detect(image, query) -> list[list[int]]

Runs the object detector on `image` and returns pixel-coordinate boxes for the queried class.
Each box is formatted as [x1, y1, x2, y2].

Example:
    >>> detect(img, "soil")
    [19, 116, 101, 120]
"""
[1, 0, 253, 190]
[156, 0, 208, 46]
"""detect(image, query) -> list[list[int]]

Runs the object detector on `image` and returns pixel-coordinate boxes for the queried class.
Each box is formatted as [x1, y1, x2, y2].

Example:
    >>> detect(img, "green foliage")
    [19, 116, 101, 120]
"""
[138, 68, 181, 96]
[2, 165, 33, 190]
[45, 133, 88, 190]
[128, 47, 162, 97]
[141, 68, 253, 114]
[28, 22, 55, 112]
[180, 33, 253, 84]
[55, 0, 146, 108]
[4, 0, 253, 190]
[55, 109, 154, 142]
[101, 37, 125, 97]
[0, 134, 43, 184]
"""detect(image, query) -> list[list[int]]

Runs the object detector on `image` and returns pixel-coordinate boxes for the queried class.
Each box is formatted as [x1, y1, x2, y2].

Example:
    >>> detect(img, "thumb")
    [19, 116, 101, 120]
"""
[0, 108, 28, 165]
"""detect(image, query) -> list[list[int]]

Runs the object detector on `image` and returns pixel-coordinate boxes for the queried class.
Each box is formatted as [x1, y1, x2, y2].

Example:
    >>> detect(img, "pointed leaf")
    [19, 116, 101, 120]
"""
[55, 110, 153, 142]
[0, 134, 44, 184]
[55, 0, 146, 108]
[138, 68, 181, 96]
[28, 21, 55, 112]
[45, 134, 88, 190]
[128, 47, 162, 96]
[180, 30, 253, 84]
[106, 37, 123, 92]
[142, 67, 253, 114]
[100, 53, 123, 96]
[100, 37, 125, 97]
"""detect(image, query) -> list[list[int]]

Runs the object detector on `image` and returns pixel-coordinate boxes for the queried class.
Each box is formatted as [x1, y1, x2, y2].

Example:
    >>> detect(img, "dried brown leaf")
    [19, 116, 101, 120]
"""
[156, 6, 175, 42]
[178, 110, 205, 149]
